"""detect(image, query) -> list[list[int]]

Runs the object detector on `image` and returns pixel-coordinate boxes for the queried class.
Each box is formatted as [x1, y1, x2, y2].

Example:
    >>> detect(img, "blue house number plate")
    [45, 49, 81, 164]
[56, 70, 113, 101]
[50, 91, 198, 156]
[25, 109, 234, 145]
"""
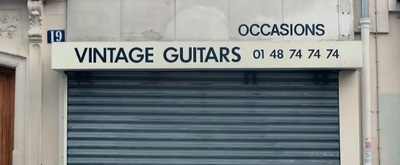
[47, 30, 65, 43]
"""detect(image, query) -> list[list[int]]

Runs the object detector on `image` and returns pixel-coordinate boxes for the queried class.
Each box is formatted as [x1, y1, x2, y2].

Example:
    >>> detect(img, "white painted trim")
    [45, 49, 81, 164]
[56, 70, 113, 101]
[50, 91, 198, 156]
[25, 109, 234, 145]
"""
[26, 42, 42, 165]
[0, 51, 27, 165]
[339, 70, 362, 165]
[58, 72, 67, 165]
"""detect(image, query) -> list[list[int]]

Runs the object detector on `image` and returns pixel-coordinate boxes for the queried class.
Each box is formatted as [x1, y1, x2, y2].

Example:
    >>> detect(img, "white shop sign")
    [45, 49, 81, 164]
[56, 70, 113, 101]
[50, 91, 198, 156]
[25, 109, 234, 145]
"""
[52, 41, 362, 70]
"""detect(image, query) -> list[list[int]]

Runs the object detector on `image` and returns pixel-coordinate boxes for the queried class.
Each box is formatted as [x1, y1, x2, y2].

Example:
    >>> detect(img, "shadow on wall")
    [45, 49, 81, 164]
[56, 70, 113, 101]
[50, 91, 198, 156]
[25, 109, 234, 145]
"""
[165, 5, 229, 41]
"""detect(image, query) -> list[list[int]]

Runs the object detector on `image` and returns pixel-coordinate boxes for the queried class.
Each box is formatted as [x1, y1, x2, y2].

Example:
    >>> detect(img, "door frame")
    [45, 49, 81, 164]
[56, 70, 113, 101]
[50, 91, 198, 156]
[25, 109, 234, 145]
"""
[0, 51, 28, 165]
[0, 66, 15, 165]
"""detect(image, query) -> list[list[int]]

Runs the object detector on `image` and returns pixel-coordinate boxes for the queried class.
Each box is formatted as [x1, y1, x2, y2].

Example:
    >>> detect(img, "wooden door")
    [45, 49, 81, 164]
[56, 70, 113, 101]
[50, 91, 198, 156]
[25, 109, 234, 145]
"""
[0, 67, 14, 165]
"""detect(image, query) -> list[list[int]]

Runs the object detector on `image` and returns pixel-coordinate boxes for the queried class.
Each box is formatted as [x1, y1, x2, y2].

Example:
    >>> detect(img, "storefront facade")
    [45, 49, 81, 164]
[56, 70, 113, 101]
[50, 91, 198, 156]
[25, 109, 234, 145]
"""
[52, 1, 361, 164]
[1, 0, 400, 165]
[53, 41, 361, 165]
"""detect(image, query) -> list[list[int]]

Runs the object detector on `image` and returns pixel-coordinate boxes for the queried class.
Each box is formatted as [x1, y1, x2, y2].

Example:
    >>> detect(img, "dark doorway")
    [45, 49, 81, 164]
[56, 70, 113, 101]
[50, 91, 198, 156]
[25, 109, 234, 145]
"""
[0, 66, 15, 165]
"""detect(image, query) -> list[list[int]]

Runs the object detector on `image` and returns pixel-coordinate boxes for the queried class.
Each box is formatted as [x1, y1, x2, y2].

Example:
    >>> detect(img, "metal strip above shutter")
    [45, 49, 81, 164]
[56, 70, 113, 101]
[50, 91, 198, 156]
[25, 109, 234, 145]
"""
[67, 71, 340, 165]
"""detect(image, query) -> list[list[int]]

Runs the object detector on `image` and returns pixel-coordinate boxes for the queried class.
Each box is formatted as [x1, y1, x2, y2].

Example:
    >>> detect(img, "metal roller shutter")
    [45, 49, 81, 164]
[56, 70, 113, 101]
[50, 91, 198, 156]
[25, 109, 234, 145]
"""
[67, 71, 340, 165]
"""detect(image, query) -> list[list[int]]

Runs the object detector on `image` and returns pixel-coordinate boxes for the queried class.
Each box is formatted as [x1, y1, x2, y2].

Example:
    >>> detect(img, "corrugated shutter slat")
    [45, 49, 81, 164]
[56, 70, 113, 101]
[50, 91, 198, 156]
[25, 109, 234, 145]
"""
[67, 71, 339, 165]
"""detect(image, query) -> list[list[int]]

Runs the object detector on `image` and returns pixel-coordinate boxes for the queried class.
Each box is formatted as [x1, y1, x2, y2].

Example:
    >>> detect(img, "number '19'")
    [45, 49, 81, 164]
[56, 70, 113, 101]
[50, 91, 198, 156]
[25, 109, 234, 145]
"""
[49, 31, 63, 43]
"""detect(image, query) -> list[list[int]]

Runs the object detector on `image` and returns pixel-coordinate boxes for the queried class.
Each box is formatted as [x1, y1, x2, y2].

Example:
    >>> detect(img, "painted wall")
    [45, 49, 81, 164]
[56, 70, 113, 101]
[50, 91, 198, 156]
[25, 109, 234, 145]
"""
[66, 0, 354, 42]
[374, 13, 400, 165]
[355, 9, 400, 165]
[42, 0, 400, 165]
[2, 0, 399, 165]
[41, 0, 67, 165]
[0, 0, 29, 56]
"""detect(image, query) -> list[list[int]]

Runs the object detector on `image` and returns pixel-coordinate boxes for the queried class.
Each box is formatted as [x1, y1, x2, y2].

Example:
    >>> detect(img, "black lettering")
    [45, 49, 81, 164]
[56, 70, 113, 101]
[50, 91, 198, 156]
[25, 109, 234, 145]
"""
[280, 24, 289, 36]
[294, 24, 305, 36]
[231, 47, 241, 62]
[205, 48, 219, 62]
[250, 24, 260, 36]
[219, 47, 230, 62]
[316, 24, 325, 36]
[74, 48, 87, 63]
[115, 48, 129, 63]
[107, 48, 116, 63]
[198, 47, 206, 62]
[128, 47, 143, 63]
[163, 47, 179, 63]
[305, 24, 316, 36]
[145, 47, 154, 63]
[238, 24, 249, 36]
[260, 24, 271, 36]
[271, 24, 280, 36]
[192, 47, 197, 62]
[88, 48, 93, 63]
[289, 24, 294, 36]
[180, 47, 192, 63]
[93, 48, 106, 63]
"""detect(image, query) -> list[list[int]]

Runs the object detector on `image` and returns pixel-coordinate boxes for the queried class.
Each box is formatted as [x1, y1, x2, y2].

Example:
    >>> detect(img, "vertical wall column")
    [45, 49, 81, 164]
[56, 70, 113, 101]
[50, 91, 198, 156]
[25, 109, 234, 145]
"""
[27, 1, 43, 165]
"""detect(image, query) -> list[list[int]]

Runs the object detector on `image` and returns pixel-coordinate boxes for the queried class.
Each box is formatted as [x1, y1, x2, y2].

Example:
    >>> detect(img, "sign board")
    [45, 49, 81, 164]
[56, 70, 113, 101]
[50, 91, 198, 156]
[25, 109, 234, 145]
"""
[52, 41, 362, 70]
[47, 30, 65, 43]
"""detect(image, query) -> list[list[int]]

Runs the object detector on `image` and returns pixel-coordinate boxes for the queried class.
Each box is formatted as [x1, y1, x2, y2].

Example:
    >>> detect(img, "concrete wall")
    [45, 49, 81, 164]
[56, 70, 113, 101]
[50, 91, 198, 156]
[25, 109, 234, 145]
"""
[66, 0, 353, 42]
[354, 8, 400, 165]
[0, 0, 29, 56]
[373, 13, 400, 165]
[354, 0, 400, 161]
[2, 0, 400, 165]
[41, 0, 67, 165]
[41, 0, 400, 165]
